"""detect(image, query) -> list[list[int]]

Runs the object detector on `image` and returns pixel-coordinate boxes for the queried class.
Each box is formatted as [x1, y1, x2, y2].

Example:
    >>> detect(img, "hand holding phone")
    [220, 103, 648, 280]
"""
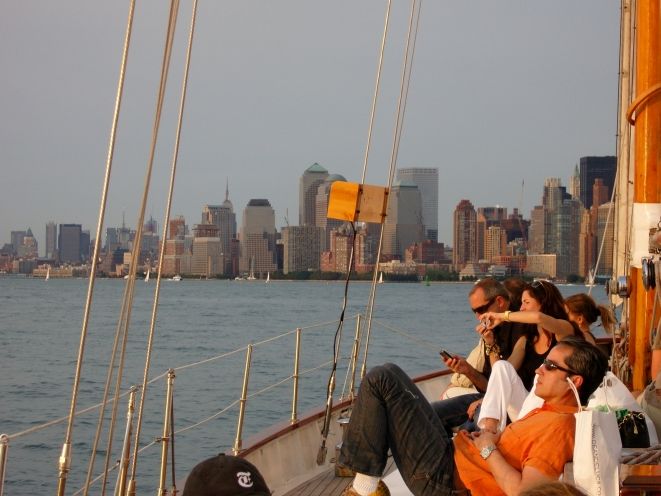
[439, 349, 453, 360]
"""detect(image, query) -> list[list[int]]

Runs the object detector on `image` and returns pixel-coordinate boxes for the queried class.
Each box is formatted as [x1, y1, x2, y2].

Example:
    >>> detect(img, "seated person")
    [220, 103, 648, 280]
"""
[476, 280, 582, 432]
[182, 453, 271, 496]
[433, 278, 535, 431]
[564, 293, 616, 345]
[339, 336, 608, 496]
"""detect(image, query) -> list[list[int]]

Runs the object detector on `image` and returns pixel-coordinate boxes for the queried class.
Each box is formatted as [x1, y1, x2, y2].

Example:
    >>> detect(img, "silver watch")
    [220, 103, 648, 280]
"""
[480, 444, 497, 460]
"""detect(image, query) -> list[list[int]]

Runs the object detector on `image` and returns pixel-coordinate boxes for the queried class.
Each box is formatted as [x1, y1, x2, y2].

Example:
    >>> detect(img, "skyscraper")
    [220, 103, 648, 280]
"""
[569, 164, 580, 200]
[382, 181, 425, 258]
[240, 199, 277, 276]
[396, 168, 439, 241]
[282, 226, 322, 274]
[315, 174, 346, 252]
[579, 156, 616, 208]
[58, 224, 82, 263]
[299, 163, 329, 226]
[45, 221, 57, 259]
[453, 199, 477, 270]
[202, 181, 237, 275]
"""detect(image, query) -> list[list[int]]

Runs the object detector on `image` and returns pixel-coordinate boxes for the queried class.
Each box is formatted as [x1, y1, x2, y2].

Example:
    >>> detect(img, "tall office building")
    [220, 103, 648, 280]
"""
[58, 224, 82, 263]
[282, 226, 323, 274]
[396, 168, 439, 241]
[315, 174, 346, 251]
[452, 199, 477, 270]
[528, 206, 545, 254]
[579, 156, 616, 208]
[485, 226, 507, 262]
[240, 199, 277, 276]
[382, 181, 424, 258]
[592, 178, 609, 208]
[569, 164, 580, 200]
[169, 215, 187, 239]
[202, 182, 238, 275]
[10, 231, 26, 255]
[45, 221, 57, 259]
[299, 163, 329, 226]
[595, 202, 615, 276]
[80, 230, 91, 261]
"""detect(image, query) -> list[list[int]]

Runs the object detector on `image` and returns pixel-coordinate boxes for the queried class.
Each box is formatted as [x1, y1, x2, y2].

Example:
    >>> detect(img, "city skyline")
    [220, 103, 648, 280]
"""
[2, 157, 613, 256]
[1, 2, 619, 250]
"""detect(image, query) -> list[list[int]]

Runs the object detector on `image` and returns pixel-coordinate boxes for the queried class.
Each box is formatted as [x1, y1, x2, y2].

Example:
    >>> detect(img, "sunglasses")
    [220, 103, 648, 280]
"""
[542, 358, 579, 376]
[471, 297, 496, 315]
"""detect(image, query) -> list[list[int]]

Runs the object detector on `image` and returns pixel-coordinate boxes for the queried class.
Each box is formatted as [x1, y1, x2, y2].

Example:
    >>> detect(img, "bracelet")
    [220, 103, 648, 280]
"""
[503, 310, 511, 322]
[484, 343, 501, 356]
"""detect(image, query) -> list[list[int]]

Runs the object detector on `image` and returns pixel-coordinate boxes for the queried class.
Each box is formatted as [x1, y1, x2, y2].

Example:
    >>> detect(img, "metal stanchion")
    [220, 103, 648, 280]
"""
[157, 370, 175, 496]
[115, 386, 137, 496]
[0, 434, 9, 496]
[232, 345, 253, 455]
[291, 328, 302, 424]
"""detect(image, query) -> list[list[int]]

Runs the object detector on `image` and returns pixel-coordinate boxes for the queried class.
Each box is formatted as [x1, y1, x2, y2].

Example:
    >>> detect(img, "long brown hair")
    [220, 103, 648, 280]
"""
[564, 293, 616, 334]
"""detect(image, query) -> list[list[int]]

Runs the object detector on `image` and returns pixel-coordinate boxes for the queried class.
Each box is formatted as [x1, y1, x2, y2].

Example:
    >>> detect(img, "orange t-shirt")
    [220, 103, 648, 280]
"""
[453, 403, 576, 495]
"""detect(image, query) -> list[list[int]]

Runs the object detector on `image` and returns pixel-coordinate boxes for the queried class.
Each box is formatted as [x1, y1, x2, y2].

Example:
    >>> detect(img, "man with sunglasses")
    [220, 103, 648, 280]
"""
[433, 278, 536, 433]
[339, 336, 608, 496]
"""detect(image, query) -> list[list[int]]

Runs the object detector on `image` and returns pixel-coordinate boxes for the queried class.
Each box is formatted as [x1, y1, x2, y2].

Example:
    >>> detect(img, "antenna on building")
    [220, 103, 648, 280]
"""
[284, 208, 290, 227]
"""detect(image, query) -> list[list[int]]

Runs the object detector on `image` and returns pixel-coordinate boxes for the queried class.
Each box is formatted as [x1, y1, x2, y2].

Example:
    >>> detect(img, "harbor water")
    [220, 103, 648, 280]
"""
[0, 277, 605, 494]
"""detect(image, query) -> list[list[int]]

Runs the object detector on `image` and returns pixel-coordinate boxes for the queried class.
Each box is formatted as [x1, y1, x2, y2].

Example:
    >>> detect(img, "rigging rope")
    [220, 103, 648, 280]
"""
[56, 1, 137, 494]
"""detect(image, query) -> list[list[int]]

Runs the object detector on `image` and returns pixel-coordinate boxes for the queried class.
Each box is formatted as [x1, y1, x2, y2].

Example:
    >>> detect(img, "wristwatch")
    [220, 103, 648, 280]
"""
[480, 444, 497, 460]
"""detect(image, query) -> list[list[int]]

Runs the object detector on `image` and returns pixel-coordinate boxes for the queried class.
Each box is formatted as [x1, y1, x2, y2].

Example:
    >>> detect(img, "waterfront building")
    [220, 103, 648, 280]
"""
[404, 240, 447, 264]
[80, 230, 91, 261]
[282, 225, 323, 274]
[528, 206, 545, 254]
[58, 224, 82, 263]
[202, 186, 238, 276]
[579, 156, 616, 209]
[525, 254, 557, 279]
[191, 237, 223, 277]
[17, 228, 38, 258]
[315, 174, 346, 252]
[577, 209, 592, 278]
[10, 230, 26, 255]
[169, 215, 188, 239]
[382, 181, 424, 258]
[299, 163, 329, 226]
[396, 167, 439, 241]
[45, 222, 57, 259]
[452, 199, 477, 271]
[484, 225, 507, 263]
[595, 202, 615, 277]
[239, 199, 278, 276]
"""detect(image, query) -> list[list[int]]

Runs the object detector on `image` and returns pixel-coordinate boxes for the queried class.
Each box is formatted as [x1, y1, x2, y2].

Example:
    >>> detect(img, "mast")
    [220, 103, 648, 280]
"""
[628, 0, 661, 389]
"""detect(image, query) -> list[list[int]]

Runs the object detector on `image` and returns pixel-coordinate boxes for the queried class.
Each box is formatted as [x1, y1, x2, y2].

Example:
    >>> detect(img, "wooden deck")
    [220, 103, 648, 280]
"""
[284, 458, 397, 496]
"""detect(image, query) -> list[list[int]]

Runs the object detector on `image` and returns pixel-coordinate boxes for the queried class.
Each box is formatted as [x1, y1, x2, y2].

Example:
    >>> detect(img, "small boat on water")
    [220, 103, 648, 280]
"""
[171, 274, 182, 282]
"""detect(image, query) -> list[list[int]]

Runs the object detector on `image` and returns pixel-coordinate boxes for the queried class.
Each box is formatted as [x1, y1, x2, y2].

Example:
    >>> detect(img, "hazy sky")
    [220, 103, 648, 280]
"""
[1, 1, 620, 251]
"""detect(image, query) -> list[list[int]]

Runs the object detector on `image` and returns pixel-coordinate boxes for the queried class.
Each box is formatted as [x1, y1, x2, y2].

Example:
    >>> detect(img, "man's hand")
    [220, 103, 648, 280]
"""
[466, 398, 483, 420]
[442, 355, 474, 376]
[469, 428, 502, 450]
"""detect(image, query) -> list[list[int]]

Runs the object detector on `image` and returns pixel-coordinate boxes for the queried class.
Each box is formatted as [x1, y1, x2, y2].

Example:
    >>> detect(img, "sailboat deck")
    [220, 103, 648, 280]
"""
[284, 459, 397, 496]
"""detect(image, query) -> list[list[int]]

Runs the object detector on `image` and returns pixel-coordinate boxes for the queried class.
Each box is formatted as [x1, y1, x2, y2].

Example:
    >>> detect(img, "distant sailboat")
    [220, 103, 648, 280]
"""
[145, 268, 150, 282]
[45, 266, 50, 281]
[265, 272, 270, 283]
[378, 272, 384, 284]
[247, 257, 256, 280]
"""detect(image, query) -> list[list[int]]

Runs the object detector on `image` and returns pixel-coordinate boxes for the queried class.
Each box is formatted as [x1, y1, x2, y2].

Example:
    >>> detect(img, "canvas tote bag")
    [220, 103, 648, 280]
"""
[571, 377, 622, 496]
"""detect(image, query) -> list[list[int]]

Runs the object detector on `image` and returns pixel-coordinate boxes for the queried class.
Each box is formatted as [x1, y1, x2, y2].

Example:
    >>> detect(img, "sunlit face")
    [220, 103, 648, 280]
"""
[468, 287, 499, 320]
[533, 345, 578, 402]
[520, 289, 541, 312]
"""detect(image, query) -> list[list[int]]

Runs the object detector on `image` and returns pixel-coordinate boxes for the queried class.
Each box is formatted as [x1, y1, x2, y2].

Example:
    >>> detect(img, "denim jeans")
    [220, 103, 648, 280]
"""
[431, 393, 484, 435]
[339, 363, 455, 496]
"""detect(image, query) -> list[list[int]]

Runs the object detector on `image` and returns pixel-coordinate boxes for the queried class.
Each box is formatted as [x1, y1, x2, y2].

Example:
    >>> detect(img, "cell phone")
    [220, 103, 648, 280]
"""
[439, 349, 453, 360]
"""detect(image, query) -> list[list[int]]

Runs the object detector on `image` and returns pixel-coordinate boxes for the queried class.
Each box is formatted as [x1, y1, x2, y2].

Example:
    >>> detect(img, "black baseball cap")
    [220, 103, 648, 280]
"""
[182, 453, 271, 495]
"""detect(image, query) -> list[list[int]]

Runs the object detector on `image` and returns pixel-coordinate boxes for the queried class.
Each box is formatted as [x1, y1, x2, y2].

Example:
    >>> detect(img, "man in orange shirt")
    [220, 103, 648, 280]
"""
[339, 336, 607, 496]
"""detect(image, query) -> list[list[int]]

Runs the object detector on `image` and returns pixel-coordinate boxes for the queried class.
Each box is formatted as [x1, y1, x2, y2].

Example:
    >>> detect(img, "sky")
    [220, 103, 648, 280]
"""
[0, 1, 621, 252]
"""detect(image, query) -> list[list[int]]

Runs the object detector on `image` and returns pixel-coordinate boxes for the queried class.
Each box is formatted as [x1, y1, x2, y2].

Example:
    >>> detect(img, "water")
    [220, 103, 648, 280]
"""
[0, 278, 603, 494]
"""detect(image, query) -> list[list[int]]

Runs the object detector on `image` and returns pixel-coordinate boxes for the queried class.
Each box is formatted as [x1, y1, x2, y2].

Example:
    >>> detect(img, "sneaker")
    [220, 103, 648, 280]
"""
[340, 480, 390, 496]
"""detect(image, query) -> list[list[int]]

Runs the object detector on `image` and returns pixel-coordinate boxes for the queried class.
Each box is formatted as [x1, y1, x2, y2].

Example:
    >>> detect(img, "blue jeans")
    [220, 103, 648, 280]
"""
[339, 363, 455, 496]
[431, 393, 484, 435]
